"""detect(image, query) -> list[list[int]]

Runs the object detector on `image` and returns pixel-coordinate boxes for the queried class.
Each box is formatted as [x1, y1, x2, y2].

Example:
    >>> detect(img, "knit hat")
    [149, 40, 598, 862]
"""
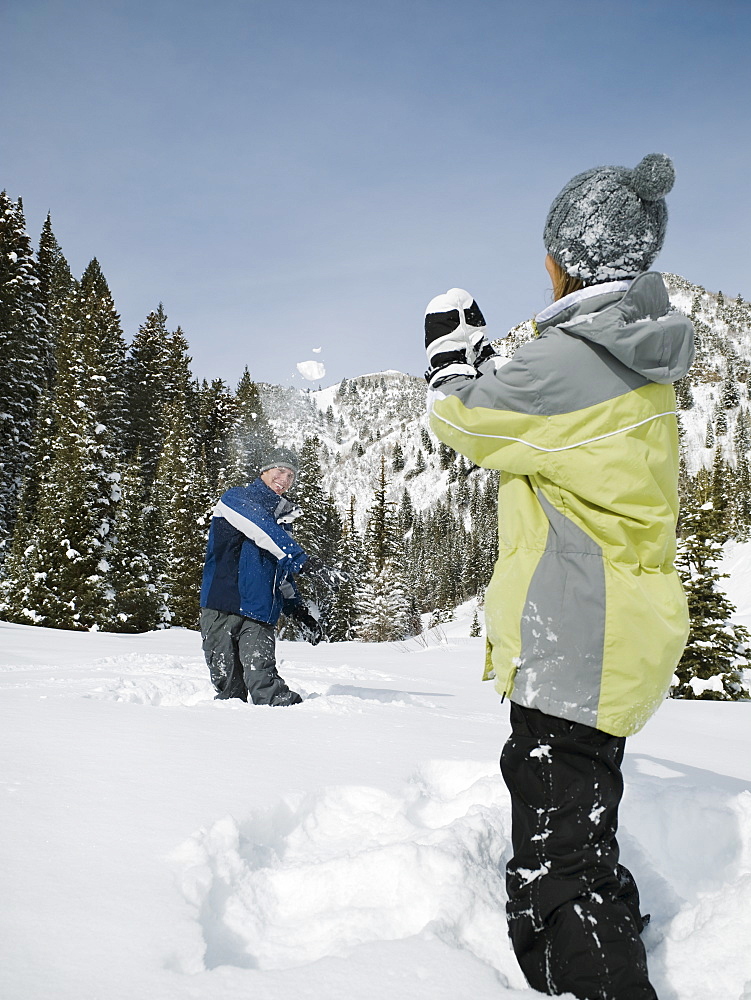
[543, 153, 675, 283]
[259, 447, 299, 478]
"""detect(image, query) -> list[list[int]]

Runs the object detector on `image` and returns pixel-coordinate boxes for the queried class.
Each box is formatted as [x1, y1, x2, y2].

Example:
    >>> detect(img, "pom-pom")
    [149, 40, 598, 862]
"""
[629, 153, 675, 202]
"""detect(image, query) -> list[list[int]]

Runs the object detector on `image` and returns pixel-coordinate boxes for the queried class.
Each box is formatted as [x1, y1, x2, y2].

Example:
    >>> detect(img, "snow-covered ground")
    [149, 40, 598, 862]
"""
[2, 592, 751, 999]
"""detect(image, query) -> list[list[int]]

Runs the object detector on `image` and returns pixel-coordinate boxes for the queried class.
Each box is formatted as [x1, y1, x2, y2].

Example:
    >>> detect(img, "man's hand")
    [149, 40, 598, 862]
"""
[289, 603, 324, 645]
[424, 288, 495, 387]
[299, 554, 349, 590]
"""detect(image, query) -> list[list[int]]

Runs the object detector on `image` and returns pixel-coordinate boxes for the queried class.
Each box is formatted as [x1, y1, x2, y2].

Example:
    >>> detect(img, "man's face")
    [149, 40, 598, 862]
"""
[261, 466, 295, 495]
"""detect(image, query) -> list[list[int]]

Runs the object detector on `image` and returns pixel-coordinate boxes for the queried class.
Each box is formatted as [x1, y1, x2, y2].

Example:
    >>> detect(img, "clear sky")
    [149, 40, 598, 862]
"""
[4, 0, 750, 389]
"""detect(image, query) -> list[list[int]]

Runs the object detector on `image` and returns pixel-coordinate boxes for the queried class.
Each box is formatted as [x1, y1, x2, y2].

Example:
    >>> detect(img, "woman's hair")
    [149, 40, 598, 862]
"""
[549, 256, 585, 301]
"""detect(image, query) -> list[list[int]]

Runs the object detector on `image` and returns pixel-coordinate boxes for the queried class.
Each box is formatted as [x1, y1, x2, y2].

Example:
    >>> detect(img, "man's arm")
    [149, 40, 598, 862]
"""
[214, 492, 308, 572]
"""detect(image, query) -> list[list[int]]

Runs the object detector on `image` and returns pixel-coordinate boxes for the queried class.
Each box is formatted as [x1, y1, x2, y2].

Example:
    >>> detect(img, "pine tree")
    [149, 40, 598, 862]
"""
[292, 437, 330, 552]
[126, 304, 174, 482]
[407, 449, 426, 478]
[79, 259, 129, 452]
[398, 489, 415, 534]
[710, 448, 732, 541]
[326, 497, 363, 642]
[224, 367, 275, 487]
[731, 455, 751, 541]
[2, 276, 120, 628]
[153, 398, 211, 628]
[735, 408, 751, 460]
[0, 192, 48, 560]
[673, 500, 750, 700]
[197, 378, 235, 492]
[356, 458, 412, 641]
[721, 360, 740, 410]
[35, 213, 68, 387]
[470, 608, 482, 637]
[9, 221, 77, 548]
[472, 472, 500, 591]
[438, 442, 453, 470]
[288, 437, 345, 635]
[704, 420, 715, 449]
[714, 402, 727, 437]
[674, 376, 694, 410]
[105, 452, 166, 632]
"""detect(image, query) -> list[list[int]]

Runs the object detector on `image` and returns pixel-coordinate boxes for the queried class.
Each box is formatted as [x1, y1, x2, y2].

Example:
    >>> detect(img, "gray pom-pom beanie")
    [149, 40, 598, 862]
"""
[543, 153, 675, 283]
[259, 447, 299, 477]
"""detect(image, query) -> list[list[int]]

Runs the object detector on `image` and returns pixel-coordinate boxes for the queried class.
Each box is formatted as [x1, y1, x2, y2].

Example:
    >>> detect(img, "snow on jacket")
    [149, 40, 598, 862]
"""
[428, 272, 695, 737]
[200, 478, 308, 625]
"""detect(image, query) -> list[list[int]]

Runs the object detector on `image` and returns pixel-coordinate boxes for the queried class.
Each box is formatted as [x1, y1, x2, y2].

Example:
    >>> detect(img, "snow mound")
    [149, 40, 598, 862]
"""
[85, 653, 215, 706]
[622, 760, 751, 999]
[93, 674, 214, 707]
[171, 760, 515, 979]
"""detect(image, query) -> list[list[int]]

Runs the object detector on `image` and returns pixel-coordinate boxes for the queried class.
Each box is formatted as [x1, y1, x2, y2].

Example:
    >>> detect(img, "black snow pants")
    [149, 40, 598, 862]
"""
[200, 609, 300, 706]
[500, 703, 657, 1000]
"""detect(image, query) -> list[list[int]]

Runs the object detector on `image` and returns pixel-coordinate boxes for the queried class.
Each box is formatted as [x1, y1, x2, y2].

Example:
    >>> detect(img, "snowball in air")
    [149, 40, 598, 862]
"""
[297, 360, 326, 380]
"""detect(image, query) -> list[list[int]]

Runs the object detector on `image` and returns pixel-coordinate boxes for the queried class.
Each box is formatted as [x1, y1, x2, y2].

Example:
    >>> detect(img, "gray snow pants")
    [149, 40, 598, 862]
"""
[200, 609, 293, 705]
[501, 703, 657, 1000]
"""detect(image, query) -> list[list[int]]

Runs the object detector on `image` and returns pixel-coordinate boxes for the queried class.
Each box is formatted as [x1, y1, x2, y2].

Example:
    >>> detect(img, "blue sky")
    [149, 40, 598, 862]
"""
[4, 0, 750, 388]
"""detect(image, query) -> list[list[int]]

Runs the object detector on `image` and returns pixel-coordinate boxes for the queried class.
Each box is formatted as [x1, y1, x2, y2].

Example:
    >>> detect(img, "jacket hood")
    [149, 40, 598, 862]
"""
[535, 272, 695, 384]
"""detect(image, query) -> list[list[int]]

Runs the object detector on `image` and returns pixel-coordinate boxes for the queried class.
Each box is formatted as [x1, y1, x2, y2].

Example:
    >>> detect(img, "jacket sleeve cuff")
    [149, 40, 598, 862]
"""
[284, 551, 308, 575]
[425, 361, 479, 388]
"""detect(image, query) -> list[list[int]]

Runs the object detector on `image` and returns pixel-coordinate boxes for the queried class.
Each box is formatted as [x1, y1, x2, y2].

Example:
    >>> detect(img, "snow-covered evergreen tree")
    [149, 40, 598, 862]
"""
[224, 367, 275, 487]
[79, 259, 129, 452]
[357, 458, 412, 641]
[284, 436, 345, 637]
[721, 360, 741, 409]
[674, 375, 694, 410]
[153, 397, 211, 628]
[2, 275, 120, 628]
[0, 192, 48, 560]
[326, 497, 363, 642]
[35, 213, 67, 388]
[126, 304, 174, 482]
[10, 220, 77, 549]
[105, 452, 166, 632]
[470, 607, 482, 636]
[197, 378, 235, 492]
[292, 437, 330, 552]
[673, 500, 750, 700]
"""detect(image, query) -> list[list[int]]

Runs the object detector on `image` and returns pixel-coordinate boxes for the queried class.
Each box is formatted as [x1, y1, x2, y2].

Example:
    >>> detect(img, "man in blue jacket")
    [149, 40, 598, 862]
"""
[200, 447, 337, 706]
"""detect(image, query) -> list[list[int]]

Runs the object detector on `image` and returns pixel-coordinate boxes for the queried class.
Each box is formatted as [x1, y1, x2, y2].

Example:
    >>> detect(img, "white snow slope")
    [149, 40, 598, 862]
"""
[2, 603, 751, 1000]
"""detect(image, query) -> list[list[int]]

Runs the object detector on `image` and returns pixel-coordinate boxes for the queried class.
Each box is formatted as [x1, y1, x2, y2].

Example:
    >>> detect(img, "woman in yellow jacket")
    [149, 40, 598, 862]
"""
[424, 153, 694, 1000]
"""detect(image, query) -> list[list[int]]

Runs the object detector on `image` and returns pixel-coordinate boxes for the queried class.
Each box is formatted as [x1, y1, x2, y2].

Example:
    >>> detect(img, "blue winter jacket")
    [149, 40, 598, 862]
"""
[200, 479, 309, 624]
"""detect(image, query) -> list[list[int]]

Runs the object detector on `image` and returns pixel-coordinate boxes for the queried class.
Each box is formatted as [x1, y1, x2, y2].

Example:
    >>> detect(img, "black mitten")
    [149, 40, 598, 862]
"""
[299, 554, 349, 590]
[288, 602, 324, 645]
[424, 288, 495, 387]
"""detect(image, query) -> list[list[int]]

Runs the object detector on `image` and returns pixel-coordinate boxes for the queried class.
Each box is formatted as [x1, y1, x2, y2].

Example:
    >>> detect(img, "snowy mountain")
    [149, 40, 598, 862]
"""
[259, 370, 474, 526]
[663, 273, 751, 475]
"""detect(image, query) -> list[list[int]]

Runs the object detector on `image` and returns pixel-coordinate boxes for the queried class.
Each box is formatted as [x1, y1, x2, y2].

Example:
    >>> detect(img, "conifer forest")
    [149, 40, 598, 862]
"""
[1, 190, 750, 699]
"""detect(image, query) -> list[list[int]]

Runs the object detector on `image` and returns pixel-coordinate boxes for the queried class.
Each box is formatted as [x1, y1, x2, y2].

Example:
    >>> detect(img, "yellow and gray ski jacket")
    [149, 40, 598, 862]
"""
[428, 273, 695, 737]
